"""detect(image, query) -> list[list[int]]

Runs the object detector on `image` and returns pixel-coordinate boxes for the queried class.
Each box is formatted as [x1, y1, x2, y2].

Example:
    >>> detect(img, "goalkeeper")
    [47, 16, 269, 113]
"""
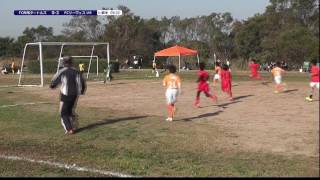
[50, 56, 86, 135]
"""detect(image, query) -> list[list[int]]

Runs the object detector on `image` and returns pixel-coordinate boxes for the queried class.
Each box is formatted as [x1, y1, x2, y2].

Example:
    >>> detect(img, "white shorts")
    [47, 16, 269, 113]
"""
[274, 76, 282, 85]
[214, 74, 220, 80]
[310, 82, 319, 89]
[166, 88, 179, 104]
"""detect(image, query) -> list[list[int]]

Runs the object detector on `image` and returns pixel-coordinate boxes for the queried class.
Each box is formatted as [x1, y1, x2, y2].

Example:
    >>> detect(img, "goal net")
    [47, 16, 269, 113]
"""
[18, 42, 110, 87]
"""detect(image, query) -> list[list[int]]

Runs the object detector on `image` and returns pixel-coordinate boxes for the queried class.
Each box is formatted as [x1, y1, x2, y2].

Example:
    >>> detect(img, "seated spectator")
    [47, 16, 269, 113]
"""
[1, 67, 8, 75]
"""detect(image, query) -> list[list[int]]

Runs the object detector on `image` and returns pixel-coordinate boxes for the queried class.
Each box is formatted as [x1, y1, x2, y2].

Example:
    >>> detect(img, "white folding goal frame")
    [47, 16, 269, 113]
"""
[18, 42, 110, 87]
[71, 56, 99, 78]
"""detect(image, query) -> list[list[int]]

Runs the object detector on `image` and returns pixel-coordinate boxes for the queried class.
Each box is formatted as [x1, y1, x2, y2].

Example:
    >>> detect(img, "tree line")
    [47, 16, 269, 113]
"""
[0, 0, 318, 69]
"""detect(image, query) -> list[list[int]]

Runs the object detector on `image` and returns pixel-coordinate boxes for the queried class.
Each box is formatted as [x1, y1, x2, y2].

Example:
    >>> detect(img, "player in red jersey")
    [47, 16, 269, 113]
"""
[305, 60, 319, 102]
[194, 62, 217, 107]
[220, 64, 233, 100]
[249, 58, 263, 80]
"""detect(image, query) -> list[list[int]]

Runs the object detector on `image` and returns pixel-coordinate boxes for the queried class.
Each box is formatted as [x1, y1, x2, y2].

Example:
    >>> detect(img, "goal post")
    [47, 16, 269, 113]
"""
[71, 56, 99, 77]
[18, 42, 110, 87]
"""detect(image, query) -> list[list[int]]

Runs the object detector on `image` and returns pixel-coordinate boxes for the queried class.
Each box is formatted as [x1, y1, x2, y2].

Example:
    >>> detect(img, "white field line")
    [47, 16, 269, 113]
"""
[0, 154, 133, 177]
[0, 102, 51, 108]
[0, 85, 19, 88]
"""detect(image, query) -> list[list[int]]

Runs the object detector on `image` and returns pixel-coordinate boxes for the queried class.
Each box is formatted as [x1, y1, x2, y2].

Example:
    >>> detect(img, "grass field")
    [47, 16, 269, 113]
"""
[0, 69, 312, 86]
[0, 69, 319, 177]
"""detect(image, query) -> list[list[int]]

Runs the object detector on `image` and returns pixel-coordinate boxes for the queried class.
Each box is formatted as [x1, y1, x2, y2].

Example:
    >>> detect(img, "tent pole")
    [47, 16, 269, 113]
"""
[97, 57, 99, 76]
[178, 54, 181, 72]
[214, 53, 216, 69]
[153, 56, 155, 71]
[197, 54, 200, 70]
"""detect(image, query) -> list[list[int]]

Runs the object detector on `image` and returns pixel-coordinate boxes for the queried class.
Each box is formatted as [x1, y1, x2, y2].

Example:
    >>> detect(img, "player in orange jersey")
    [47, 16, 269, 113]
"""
[271, 61, 286, 93]
[213, 62, 222, 86]
[163, 65, 181, 121]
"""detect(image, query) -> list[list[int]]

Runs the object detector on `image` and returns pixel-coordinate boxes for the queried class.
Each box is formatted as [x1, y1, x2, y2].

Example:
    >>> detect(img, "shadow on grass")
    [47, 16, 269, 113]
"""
[178, 110, 224, 122]
[108, 82, 130, 86]
[76, 116, 148, 133]
[218, 100, 242, 109]
[282, 89, 298, 93]
[196, 95, 253, 109]
[261, 81, 272, 86]
[232, 94, 254, 101]
[217, 94, 254, 109]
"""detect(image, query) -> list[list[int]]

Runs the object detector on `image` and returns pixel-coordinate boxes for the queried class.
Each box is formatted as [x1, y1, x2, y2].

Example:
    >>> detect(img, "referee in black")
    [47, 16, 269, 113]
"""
[50, 56, 86, 135]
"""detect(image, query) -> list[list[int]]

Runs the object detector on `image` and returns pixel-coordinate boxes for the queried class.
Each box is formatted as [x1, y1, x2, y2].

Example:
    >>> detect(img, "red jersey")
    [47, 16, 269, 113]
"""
[249, 63, 260, 76]
[197, 70, 210, 92]
[310, 65, 320, 82]
[197, 70, 210, 84]
[220, 69, 232, 92]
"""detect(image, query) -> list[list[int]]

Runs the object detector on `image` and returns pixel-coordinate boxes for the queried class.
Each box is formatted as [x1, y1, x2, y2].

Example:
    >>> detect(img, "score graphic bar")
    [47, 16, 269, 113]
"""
[14, 10, 122, 16]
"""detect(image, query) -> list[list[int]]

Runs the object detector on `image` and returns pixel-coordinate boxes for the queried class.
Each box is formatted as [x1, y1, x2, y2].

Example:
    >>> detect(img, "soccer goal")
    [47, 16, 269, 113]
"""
[71, 56, 99, 78]
[18, 42, 110, 87]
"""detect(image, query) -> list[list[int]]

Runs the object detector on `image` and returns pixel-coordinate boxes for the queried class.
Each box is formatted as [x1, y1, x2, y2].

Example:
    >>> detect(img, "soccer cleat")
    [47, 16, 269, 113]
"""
[65, 130, 74, 135]
[194, 103, 200, 108]
[305, 97, 313, 102]
[211, 96, 218, 103]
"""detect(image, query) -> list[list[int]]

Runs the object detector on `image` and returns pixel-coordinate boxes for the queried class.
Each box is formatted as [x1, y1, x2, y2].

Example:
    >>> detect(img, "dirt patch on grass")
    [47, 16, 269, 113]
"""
[24, 79, 319, 158]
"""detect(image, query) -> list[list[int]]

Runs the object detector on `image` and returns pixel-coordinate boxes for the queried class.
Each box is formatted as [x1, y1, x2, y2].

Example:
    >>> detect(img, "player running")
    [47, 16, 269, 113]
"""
[220, 64, 233, 100]
[213, 62, 222, 86]
[305, 60, 319, 102]
[249, 58, 264, 80]
[271, 61, 286, 93]
[194, 62, 217, 108]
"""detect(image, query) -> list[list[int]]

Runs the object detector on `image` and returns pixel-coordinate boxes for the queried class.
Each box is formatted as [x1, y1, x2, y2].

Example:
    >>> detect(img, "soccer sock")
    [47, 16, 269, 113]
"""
[167, 105, 172, 118]
[209, 93, 217, 101]
[170, 104, 175, 118]
[229, 91, 233, 98]
[195, 96, 200, 105]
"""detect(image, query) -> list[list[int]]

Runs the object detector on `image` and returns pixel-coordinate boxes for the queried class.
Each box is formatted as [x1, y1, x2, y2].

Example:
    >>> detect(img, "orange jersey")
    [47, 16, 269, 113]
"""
[163, 73, 181, 89]
[271, 67, 284, 77]
[214, 66, 222, 74]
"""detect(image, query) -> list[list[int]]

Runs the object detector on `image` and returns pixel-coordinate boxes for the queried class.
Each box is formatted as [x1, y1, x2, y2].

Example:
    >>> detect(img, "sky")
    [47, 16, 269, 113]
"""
[0, 0, 270, 38]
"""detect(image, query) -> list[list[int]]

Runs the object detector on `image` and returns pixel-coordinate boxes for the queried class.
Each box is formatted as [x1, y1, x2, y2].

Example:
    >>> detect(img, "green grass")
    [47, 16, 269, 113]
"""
[0, 88, 318, 177]
[1, 69, 310, 87]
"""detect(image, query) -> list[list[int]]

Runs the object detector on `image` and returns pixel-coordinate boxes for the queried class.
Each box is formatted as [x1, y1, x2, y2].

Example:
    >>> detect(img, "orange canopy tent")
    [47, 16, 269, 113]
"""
[154, 45, 200, 72]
